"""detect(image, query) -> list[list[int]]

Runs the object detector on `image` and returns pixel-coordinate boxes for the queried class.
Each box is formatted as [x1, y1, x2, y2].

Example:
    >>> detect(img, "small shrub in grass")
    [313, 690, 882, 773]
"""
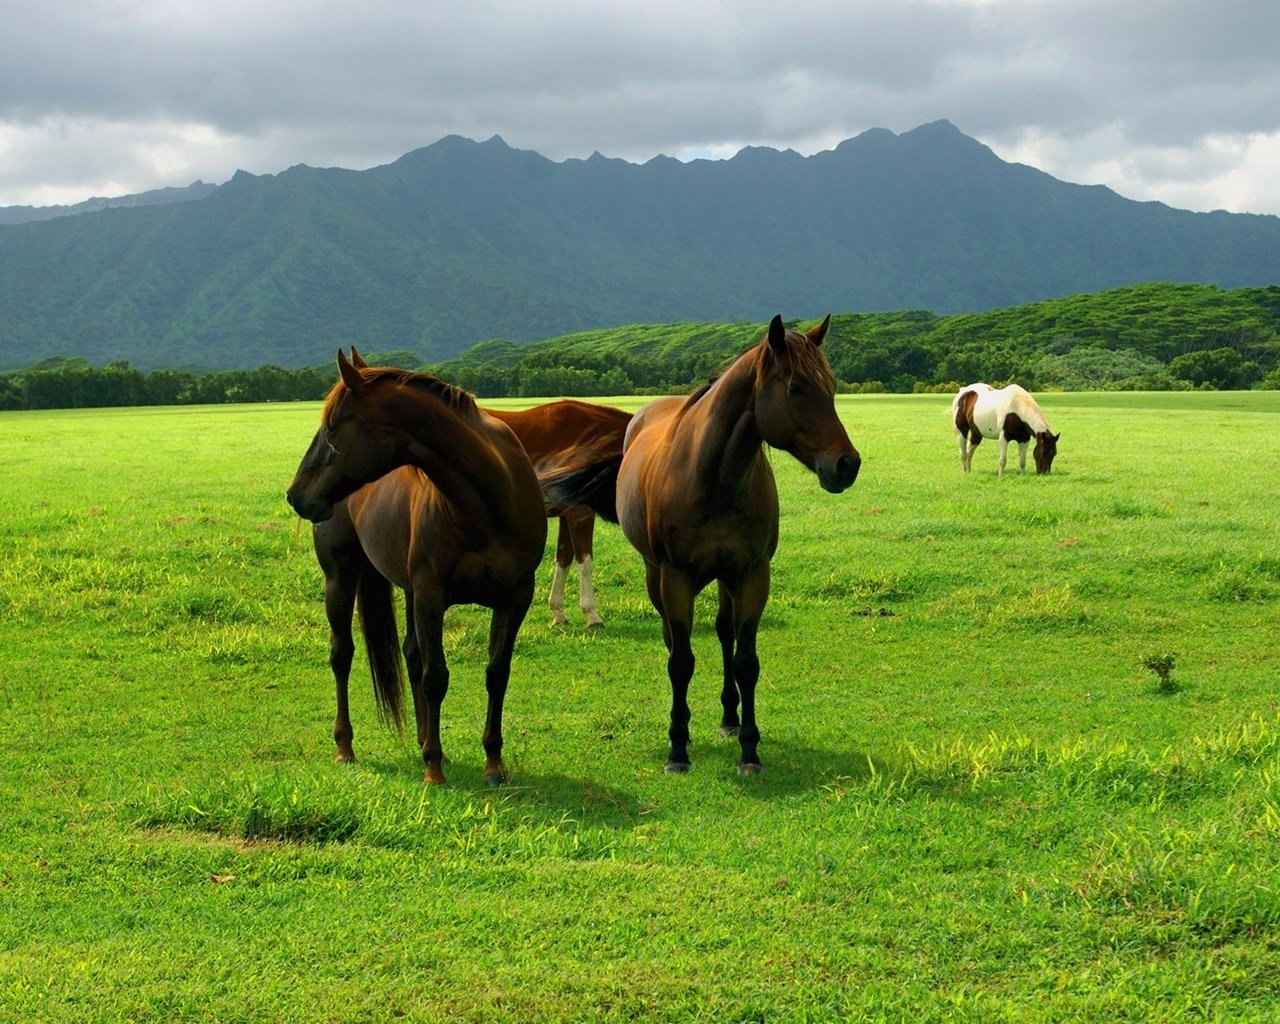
[1142, 651, 1179, 694]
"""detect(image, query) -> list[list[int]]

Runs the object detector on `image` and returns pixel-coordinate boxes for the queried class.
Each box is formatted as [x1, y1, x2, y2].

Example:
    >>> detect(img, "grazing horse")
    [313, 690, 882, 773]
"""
[485, 401, 632, 628]
[285, 350, 547, 785]
[952, 382, 1060, 475]
[615, 315, 860, 774]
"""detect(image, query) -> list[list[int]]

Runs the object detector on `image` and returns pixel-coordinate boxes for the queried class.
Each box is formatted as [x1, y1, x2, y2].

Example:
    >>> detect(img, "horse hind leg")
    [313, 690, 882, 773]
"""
[548, 517, 572, 626]
[411, 598, 451, 785]
[479, 577, 535, 786]
[565, 507, 603, 628]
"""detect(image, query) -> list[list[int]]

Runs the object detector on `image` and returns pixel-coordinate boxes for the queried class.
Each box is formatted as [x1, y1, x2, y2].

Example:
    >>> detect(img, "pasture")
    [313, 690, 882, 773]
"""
[2, 390, 1278, 1022]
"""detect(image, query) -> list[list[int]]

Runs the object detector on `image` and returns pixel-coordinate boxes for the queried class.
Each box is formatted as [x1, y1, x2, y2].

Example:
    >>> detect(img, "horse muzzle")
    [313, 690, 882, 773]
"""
[285, 488, 335, 523]
[818, 451, 860, 493]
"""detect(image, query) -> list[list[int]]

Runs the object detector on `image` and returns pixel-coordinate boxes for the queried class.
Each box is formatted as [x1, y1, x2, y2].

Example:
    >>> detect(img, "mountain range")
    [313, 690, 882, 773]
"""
[2, 120, 1279, 370]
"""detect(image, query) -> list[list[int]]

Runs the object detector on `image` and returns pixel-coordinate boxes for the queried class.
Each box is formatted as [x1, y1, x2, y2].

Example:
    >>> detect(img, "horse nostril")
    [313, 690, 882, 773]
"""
[285, 490, 296, 509]
[837, 453, 860, 486]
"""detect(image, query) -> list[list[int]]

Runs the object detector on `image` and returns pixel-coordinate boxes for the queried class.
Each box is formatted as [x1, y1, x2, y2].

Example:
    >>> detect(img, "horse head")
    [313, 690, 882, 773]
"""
[285, 349, 406, 522]
[753, 315, 860, 493]
[1033, 431, 1060, 474]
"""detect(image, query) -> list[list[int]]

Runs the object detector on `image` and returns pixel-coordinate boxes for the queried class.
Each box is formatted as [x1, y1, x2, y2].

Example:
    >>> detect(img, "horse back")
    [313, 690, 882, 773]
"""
[487, 400, 631, 468]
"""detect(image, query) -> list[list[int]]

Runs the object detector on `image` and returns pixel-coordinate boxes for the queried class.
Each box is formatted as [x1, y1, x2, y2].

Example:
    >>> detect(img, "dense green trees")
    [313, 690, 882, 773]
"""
[2, 283, 1277, 411]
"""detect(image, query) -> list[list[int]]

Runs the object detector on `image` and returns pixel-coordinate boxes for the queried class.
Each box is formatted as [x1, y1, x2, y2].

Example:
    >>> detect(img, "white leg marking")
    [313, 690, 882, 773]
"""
[998, 436, 1008, 477]
[578, 554, 603, 628]
[549, 563, 569, 626]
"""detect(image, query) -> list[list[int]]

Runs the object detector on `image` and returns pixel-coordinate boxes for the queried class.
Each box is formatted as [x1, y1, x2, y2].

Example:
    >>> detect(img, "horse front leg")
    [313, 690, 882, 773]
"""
[730, 562, 770, 775]
[413, 599, 450, 785]
[315, 515, 367, 763]
[1017, 440, 1028, 473]
[657, 566, 696, 773]
[480, 577, 535, 786]
[401, 590, 428, 754]
[715, 582, 740, 737]
[323, 568, 359, 764]
[998, 435, 1009, 476]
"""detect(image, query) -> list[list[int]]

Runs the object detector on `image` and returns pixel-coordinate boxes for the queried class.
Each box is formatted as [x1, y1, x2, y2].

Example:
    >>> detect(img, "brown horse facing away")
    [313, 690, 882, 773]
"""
[285, 350, 547, 785]
[616, 315, 860, 775]
[481, 401, 631, 628]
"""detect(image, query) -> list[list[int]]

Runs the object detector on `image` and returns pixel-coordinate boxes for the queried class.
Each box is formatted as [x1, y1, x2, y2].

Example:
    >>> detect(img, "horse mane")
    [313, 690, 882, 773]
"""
[754, 327, 836, 396]
[322, 366, 478, 425]
[676, 325, 835, 418]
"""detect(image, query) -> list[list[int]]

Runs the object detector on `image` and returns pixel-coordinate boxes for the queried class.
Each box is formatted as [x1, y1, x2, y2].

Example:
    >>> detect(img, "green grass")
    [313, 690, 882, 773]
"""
[2, 391, 1279, 1022]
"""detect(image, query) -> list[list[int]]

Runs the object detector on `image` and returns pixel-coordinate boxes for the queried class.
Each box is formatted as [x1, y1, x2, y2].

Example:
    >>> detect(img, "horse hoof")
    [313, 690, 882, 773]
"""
[423, 767, 448, 785]
[586, 618, 605, 630]
[664, 761, 691, 774]
[483, 771, 508, 787]
[738, 762, 764, 777]
[719, 725, 740, 738]
[334, 748, 356, 764]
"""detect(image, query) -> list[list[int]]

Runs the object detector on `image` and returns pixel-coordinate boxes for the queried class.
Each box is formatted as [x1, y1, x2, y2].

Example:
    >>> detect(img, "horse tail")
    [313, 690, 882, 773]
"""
[539, 454, 623, 523]
[354, 562, 405, 731]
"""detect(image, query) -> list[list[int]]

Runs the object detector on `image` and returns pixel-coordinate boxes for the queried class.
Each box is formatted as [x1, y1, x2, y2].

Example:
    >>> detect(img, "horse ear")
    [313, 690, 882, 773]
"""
[1053, 432, 1061, 441]
[337, 349, 365, 393]
[349, 346, 369, 369]
[806, 314, 831, 347]
[767, 315, 786, 355]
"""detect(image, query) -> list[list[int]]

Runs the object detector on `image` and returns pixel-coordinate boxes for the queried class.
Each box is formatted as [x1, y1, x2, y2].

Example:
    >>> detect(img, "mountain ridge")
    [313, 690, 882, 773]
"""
[2, 122, 1278, 370]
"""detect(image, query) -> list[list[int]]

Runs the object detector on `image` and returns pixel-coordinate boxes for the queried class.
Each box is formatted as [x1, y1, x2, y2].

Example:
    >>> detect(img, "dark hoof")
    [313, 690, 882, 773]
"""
[334, 749, 356, 764]
[586, 620, 605, 630]
[664, 761, 691, 774]
[483, 772, 508, 787]
[719, 725, 740, 738]
[738, 762, 764, 777]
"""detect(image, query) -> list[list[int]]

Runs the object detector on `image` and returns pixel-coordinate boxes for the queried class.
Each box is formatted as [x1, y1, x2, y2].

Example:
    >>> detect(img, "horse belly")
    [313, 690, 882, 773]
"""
[447, 544, 540, 607]
[971, 401, 1004, 439]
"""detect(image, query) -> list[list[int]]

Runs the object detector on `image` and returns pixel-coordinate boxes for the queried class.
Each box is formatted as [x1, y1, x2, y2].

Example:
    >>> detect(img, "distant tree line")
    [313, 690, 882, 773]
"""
[4, 284, 1279, 411]
[0, 357, 333, 411]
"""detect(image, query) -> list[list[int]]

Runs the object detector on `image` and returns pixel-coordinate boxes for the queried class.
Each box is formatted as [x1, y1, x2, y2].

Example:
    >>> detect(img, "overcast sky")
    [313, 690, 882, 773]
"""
[3, 0, 1279, 215]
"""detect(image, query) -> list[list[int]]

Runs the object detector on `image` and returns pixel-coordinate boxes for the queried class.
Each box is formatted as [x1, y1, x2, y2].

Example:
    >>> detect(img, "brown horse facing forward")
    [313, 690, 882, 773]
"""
[483, 401, 631, 628]
[285, 350, 547, 785]
[616, 315, 860, 775]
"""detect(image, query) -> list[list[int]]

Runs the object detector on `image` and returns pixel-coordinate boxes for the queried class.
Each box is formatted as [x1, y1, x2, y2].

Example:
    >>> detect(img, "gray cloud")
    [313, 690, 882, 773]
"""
[3, 0, 1279, 214]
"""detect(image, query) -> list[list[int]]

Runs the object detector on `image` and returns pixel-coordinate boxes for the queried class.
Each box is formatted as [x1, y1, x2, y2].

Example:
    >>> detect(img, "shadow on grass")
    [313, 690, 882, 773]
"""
[348, 753, 648, 833]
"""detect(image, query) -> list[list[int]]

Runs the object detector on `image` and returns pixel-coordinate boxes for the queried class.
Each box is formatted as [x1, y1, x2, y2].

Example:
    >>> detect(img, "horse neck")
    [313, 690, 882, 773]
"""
[382, 385, 522, 527]
[680, 352, 766, 491]
[1013, 393, 1051, 434]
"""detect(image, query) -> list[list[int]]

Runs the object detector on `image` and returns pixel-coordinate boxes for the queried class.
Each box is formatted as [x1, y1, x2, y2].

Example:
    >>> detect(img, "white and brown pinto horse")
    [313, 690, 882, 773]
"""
[953, 383, 1059, 475]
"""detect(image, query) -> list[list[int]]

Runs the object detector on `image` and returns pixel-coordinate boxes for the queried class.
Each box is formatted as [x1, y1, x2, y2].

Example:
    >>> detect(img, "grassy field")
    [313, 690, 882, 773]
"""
[2, 390, 1278, 1022]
